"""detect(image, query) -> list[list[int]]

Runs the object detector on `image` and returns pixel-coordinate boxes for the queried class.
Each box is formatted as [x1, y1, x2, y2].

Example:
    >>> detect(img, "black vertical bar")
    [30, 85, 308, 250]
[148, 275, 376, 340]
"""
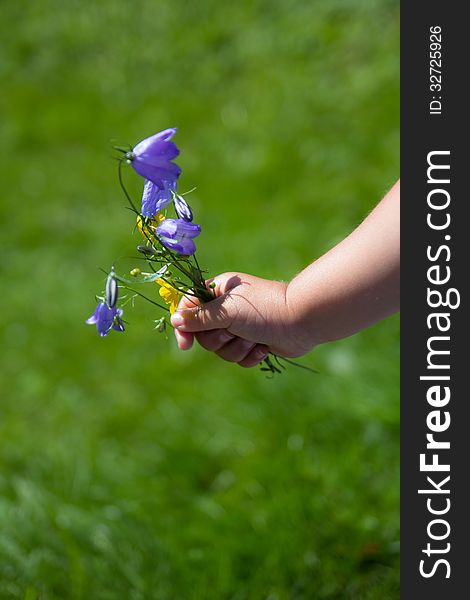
[401, 4, 468, 598]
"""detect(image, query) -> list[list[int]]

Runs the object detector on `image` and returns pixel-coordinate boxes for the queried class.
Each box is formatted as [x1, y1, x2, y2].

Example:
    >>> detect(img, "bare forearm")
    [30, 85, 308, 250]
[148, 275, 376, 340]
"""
[287, 181, 400, 347]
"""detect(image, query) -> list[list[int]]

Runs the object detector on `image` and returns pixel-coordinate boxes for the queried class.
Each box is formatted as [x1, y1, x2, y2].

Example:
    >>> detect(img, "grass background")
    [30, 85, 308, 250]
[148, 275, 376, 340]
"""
[0, 0, 399, 598]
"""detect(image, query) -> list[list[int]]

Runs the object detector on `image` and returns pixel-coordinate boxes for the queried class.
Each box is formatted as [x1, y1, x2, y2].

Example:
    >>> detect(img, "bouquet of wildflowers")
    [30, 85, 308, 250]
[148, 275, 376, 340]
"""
[87, 128, 310, 375]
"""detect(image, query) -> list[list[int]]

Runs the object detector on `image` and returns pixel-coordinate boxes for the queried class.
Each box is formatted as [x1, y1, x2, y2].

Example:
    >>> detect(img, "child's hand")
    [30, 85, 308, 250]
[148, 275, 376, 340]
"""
[170, 272, 309, 368]
[170, 180, 400, 368]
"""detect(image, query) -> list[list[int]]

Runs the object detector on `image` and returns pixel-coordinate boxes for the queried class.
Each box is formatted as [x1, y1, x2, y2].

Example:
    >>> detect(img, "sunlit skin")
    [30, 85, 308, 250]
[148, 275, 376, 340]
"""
[171, 180, 400, 368]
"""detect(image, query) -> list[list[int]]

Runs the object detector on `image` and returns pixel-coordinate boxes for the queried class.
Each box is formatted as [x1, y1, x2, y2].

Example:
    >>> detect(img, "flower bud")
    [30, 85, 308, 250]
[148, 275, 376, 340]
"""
[130, 268, 142, 277]
[174, 194, 193, 221]
[137, 245, 158, 256]
[105, 268, 118, 308]
[154, 316, 167, 333]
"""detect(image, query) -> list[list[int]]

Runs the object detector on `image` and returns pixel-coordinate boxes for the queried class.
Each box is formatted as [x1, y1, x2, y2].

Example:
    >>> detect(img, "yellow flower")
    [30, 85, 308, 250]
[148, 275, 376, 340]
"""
[156, 278, 181, 314]
[136, 212, 165, 241]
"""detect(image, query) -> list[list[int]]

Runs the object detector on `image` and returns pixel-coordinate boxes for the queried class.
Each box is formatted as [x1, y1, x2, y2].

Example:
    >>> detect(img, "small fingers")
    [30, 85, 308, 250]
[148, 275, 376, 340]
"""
[195, 329, 235, 352]
[174, 327, 194, 350]
[238, 344, 269, 368]
[215, 337, 257, 364]
[175, 323, 268, 368]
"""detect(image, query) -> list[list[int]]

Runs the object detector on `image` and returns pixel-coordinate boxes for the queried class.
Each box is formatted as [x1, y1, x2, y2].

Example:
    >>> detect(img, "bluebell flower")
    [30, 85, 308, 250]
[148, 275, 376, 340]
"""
[173, 193, 193, 222]
[127, 128, 182, 189]
[86, 303, 125, 337]
[141, 179, 174, 218]
[156, 218, 201, 256]
[87, 268, 124, 336]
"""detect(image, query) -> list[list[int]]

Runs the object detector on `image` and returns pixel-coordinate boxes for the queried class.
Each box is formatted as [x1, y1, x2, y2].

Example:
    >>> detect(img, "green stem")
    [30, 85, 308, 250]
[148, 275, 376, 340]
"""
[159, 276, 200, 298]
[118, 160, 139, 214]
[120, 285, 170, 312]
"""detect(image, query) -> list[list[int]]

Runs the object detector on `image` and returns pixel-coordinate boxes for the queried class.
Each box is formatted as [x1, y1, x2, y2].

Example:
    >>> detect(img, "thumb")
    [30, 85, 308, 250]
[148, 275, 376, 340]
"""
[170, 294, 234, 332]
[171, 272, 241, 332]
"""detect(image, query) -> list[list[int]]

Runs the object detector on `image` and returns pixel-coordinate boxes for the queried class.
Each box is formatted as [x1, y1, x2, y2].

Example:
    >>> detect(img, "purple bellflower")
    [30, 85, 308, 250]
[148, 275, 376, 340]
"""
[156, 218, 201, 256]
[141, 179, 174, 218]
[127, 128, 182, 189]
[86, 303, 125, 337]
[173, 193, 193, 222]
[86, 269, 124, 336]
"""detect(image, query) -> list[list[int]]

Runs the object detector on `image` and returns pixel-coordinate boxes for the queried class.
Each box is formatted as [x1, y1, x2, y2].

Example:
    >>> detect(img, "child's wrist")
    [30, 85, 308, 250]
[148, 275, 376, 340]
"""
[283, 280, 320, 354]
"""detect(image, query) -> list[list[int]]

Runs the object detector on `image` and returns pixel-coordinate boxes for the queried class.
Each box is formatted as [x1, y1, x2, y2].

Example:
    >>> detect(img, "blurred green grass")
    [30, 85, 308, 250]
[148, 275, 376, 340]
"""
[0, 1, 399, 598]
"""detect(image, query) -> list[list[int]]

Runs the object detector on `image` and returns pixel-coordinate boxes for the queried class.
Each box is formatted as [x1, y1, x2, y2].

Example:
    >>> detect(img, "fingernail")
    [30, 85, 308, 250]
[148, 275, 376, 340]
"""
[170, 313, 185, 328]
